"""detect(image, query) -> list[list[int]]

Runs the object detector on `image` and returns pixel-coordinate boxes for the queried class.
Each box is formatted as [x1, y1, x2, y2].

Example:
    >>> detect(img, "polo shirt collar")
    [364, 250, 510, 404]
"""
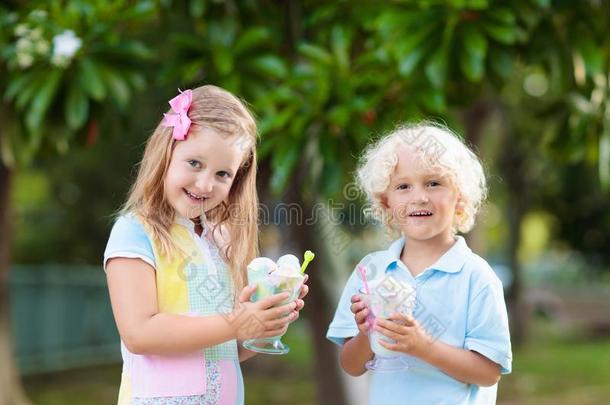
[380, 235, 471, 274]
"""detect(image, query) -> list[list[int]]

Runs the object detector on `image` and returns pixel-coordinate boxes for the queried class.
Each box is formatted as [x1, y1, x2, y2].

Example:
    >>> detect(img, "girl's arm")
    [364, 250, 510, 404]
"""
[376, 315, 501, 386]
[106, 257, 295, 355]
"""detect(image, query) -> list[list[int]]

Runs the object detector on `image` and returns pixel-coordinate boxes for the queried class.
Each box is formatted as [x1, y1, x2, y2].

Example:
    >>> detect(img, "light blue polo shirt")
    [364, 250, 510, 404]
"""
[327, 236, 512, 405]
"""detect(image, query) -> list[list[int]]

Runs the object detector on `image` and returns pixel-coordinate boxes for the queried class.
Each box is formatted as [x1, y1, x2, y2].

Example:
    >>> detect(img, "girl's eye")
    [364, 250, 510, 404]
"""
[217, 171, 231, 179]
[187, 159, 201, 169]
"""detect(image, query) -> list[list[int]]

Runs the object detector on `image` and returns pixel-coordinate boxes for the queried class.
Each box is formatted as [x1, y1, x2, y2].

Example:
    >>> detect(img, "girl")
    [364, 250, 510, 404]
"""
[104, 85, 307, 404]
[327, 123, 512, 404]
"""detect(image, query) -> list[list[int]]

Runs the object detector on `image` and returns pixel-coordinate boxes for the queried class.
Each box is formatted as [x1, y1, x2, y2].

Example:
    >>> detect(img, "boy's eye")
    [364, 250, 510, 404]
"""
[217, 171, 231, 179]
[428, 180, 441, 187]
[396, 184, 410, 190]
[187, 159, 201, 168]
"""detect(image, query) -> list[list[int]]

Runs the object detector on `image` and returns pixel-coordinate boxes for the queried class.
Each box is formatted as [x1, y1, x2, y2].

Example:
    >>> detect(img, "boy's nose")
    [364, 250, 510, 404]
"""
[412, 188, 429, 203]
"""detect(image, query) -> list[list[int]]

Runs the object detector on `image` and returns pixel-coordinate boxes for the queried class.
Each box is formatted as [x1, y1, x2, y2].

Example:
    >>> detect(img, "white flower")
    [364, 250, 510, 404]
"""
[14, 24, 29, 37]
[16, 37, 32, 51]
[51, 30, 82, 67]
[35, 40, 50, 55]
[30, 28, 43, 40]
[17, 53, 34, 69]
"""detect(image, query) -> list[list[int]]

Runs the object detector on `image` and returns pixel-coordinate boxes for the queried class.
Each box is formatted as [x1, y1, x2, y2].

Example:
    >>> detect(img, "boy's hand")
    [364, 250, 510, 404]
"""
[350, 294, 371, 335]
[374, 313, 432, 357]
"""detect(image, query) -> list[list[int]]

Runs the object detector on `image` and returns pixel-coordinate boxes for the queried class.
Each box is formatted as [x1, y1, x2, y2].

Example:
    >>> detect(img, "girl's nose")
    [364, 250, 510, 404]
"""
[195, 174, 214, 194]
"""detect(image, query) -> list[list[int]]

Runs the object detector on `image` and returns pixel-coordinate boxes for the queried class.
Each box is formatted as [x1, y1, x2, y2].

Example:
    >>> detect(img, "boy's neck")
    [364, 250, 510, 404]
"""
[400, 234, 456, 277]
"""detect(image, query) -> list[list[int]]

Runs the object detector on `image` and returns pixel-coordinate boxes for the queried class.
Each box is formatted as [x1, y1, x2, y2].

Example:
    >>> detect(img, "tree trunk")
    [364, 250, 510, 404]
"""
[0, 161, 30, 405]
[500, 129, 528, 346]
[282, 177, 348, 405]
[460, 100, 493, 253]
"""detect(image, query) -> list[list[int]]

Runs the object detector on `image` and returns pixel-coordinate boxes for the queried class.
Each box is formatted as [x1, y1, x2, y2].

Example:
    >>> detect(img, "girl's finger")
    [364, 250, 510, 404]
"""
[269, 301, 297, 319]
[259, 292, 291, 308]
[298, 284, 309, 299]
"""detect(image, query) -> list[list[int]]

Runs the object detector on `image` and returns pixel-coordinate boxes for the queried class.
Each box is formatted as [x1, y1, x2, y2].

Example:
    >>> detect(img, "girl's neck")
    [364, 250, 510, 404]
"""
[400, 234, 456, 277]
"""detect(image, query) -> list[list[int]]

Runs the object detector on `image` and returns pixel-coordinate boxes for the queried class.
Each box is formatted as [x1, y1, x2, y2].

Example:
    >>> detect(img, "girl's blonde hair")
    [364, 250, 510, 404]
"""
[122, 85, 258, 291]
[357, 122, 487, 234]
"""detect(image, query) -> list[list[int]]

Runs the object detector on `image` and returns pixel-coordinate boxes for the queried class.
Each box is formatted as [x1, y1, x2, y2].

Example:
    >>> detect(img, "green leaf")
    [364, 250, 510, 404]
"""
[321, 159, 343, 197]
[578, 37, 604, 77]
[425, 48, 447, 88]
[298, 43, 333, 66]
[489, 47, 513, 78]
[487, 8, 516, 25]
[25, 69, 62, 133]
[483, 22, 518, 44]
[98, 65, 130, 109]
[213, 47, 234, 76]
[270, 141, 301, 194]
[419, 87, 446, 112]
[189, 0, 206, 18]
[331, 26, 350, 73]
[327, 105, 351, 127]
[460, 26, 487, 81]
[398, 47, 425, 77]
[248, 55, 288, 79]
[4, 72, 33, 102]
[79, 58, 106, 100]
[65, 81, 89, 130]
[462, 25, 487, 59]
[15, 71, 48, 110]
[234, 27, 271, 54]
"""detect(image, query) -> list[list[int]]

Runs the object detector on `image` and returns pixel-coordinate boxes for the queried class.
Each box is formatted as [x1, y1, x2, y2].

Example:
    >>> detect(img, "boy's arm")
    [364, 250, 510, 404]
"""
[340, 333, 374, 376]
[376, 315, 501, 386]
[419, 340, 501, 386]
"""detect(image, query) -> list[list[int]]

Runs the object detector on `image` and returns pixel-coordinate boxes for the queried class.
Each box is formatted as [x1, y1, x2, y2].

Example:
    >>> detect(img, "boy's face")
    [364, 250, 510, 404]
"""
[164, 127, 244, 220]
[382, 145, 460, 245]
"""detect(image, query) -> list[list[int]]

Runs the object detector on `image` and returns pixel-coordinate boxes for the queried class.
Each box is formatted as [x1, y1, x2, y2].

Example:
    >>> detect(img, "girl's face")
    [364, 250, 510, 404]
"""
[164, 127, 245, 220]
[383, 145, 460, 246]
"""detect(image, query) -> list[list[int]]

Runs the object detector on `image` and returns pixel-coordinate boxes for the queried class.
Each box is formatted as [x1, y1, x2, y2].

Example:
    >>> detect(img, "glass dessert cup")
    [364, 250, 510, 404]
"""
[360, 286, 412, 372]
[242, 275, 304, 355]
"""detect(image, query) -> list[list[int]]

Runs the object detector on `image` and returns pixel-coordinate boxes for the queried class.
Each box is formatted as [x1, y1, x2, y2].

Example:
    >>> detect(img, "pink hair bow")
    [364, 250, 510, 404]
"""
[162, 89, 193, 140]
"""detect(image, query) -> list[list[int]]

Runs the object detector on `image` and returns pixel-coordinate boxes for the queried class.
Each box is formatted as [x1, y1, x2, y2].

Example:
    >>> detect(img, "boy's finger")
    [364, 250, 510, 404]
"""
[350, 294, 361, 303]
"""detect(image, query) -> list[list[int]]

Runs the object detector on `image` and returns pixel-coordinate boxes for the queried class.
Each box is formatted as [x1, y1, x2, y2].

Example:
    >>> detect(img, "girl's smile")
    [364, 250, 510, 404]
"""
[164, 127, 245, 220]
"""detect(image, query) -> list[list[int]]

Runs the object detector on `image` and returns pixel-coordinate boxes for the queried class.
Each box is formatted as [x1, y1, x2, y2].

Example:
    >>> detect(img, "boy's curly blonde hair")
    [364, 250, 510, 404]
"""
[357, 122, 487, 234]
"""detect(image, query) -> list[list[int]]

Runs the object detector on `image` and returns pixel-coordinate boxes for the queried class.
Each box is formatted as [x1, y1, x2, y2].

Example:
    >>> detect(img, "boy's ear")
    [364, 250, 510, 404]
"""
[379, 193, 390, 210]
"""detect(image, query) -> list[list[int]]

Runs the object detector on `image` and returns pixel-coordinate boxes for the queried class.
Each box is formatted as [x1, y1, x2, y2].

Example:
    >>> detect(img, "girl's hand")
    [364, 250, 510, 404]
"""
[350, 294, 371, 335]
[374, 313, 432, 357]
[234, 285, 297, 340]
[291, 274, 309, 323]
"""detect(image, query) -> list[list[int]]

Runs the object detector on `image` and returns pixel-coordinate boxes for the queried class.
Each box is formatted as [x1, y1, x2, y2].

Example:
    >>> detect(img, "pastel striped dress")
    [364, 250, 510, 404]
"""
[104, 215, 244, 404]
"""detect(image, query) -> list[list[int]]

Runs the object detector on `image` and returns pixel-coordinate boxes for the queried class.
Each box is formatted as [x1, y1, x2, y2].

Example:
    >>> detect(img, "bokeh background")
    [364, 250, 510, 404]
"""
[1, 1, 610, 404]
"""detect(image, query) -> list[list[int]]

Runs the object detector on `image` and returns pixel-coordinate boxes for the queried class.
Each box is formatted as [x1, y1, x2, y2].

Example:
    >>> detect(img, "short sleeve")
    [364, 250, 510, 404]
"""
[326, 266, 362, 346]
[103, 215, 156, 272]
[464, 281, 513, 374]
